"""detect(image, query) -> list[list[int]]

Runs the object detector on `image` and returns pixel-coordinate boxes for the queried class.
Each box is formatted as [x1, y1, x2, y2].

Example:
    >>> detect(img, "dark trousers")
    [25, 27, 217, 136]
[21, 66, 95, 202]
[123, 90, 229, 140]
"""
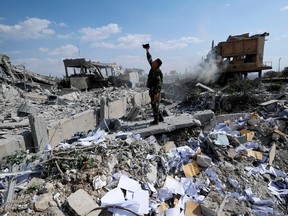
[149, 91, 161, 121]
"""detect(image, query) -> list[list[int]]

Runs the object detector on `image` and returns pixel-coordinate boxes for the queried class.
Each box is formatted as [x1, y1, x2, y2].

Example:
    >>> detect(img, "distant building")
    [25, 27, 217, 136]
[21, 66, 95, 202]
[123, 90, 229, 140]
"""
[169, 70, 177, 76]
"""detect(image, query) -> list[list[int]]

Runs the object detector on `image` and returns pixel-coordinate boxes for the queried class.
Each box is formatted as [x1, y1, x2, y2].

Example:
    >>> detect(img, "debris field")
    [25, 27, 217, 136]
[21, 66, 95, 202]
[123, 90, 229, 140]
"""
[0, 54, 288, 216]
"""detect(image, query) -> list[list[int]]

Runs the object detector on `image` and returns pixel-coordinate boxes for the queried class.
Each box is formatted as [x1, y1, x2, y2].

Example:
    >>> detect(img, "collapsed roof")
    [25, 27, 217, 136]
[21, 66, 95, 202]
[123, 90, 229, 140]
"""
[63, 58, 124, 78]
[0, 55, 57, 86]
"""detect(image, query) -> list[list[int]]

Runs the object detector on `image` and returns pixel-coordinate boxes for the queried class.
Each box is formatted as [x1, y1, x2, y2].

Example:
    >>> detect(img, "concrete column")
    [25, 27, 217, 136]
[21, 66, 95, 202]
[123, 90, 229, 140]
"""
[65, 66, 68, 78]
[100, 97, 108, 122]
[29, 114, 49, 152]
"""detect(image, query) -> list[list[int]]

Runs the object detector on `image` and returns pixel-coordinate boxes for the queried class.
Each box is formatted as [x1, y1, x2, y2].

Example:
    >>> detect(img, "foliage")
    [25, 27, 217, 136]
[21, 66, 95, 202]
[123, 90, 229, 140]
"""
[281, 68, 288, 78]
[222, 77, 258, 95]
[266, 83, 283, 92]
[263, 71, 281, 78]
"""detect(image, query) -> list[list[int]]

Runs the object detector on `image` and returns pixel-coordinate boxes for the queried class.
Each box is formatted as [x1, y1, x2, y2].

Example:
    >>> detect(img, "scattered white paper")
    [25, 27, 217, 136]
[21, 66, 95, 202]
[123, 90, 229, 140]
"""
[180, 178, 197, 197]
[228, 176, 240, 190]
[245, 188, 274, 206]
[243, 141, 258, 149]
[126, 190, 134, 200]
[92, 175, 107, 190]
[227, 192, 247, 201]
[252, 205, 273, 216]
[268, 182, 288, 197]
[205, 168, 225, 192]
[146, 182, 157, 193]
[116, 131, 133, 139]
[164, 176, 185, 195]
[133, 189, 149, 214]
[176, 146, 196, 158]
[118, 175, 141, 192]
[245, 163, 287, 177]
[158, 188, 173, 201]
[166, 207, 181, 216]
[109, 200, 140, 216]
[146, 154, 156, 160]
[214, 122, 231, 133]
[101, 187, 125, 206]
[178, 194, 190, 210]
[79, 129, 105, 142]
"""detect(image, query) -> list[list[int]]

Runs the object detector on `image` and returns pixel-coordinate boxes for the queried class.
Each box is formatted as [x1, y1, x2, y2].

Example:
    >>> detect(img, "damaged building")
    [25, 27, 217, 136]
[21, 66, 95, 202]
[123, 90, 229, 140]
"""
[62, 58, 141, 90]
[205, 32, 272, 83]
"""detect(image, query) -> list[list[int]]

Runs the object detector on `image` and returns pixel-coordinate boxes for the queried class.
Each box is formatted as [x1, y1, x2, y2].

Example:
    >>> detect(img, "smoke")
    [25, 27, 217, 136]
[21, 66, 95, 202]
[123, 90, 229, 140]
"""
[197, 56, 221, 84]
[185, 52, 227, 84]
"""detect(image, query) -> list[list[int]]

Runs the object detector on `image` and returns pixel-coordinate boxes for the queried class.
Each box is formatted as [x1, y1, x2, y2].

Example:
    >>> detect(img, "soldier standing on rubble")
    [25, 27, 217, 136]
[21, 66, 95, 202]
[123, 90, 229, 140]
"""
[143, 44, 164, 125]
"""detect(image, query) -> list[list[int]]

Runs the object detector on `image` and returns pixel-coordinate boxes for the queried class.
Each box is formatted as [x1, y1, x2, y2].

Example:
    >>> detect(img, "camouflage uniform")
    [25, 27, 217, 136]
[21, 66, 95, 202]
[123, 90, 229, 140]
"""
[146, 51, 163, 123]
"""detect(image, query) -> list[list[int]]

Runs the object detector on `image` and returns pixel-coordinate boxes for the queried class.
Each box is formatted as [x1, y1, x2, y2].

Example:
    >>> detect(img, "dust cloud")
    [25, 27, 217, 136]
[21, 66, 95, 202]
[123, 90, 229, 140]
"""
[185, 52, 225, 84]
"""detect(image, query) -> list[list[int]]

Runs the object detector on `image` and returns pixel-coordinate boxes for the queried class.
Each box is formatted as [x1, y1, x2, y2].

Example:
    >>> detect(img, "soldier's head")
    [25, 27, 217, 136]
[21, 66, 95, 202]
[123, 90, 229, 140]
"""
[152, 58, 162, 69]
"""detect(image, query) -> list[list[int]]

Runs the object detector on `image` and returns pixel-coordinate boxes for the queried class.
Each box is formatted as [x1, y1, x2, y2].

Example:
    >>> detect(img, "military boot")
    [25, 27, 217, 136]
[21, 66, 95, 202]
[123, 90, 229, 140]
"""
[158, 112, 164, 122]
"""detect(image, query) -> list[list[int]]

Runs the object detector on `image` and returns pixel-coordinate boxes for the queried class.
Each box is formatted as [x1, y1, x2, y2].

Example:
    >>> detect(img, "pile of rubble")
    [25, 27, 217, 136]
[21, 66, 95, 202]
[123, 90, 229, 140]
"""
[1, 91, 288, 215]
[0, 82, 145, 129]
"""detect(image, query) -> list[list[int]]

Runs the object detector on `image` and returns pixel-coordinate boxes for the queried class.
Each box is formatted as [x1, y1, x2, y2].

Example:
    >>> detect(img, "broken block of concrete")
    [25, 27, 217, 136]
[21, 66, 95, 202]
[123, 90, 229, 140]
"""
[46, 207, 65, 216]
[193, 110, 215, 125]
[29, 114, 49, 152]
[66, 189, 100, 216]
[0, 135, 27, 159]
[34, 193, 54, 212]
[46, 95, 68, 105]
[17, 102, 38, 117]
[196, 154, 212, 168]
[125, 105, 141, 121]
[259, 99, 278, 112]
[201, 191, 224, 216]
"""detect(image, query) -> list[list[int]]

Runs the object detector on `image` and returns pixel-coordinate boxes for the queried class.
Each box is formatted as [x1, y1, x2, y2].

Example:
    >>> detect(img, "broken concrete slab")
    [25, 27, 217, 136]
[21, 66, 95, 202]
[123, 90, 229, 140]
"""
[193, 110, 215, 125]
[123, 113, 201, 137]
[125, 105, 141, 121]
[29, 114, 49, 152]
[200, 191, 224, 216]
[46, 207, 65, 216]
[17, 102, 38, 117]
[0, 135, 27, 159]
[66, 189, 100, 216]
[48, 109, 97, 148]
[259, 99, 278, 111]
[46, 95, 68, 105]
[196, 154, 212, 168]
[0, 119, 29, 129]
[34, 193, 54, 212]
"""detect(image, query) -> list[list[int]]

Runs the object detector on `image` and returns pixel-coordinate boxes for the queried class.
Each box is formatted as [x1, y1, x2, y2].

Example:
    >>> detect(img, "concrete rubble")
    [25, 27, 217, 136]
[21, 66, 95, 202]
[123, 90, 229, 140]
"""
[0, 55, 288, 216]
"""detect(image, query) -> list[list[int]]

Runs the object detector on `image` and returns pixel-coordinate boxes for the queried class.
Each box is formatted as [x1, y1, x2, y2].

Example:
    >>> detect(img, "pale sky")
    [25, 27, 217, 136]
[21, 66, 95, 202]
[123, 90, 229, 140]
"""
[1, 0, 288, 77]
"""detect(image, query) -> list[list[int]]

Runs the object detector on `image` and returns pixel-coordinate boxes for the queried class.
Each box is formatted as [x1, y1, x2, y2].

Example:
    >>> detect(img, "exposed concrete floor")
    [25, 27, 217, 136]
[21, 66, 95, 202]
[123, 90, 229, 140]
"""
[122, 113, 201, 137]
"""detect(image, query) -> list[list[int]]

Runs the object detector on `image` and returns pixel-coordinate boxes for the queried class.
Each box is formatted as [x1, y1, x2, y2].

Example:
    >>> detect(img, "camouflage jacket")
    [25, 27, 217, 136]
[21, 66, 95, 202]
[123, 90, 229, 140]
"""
[146, 52, 163, 93]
